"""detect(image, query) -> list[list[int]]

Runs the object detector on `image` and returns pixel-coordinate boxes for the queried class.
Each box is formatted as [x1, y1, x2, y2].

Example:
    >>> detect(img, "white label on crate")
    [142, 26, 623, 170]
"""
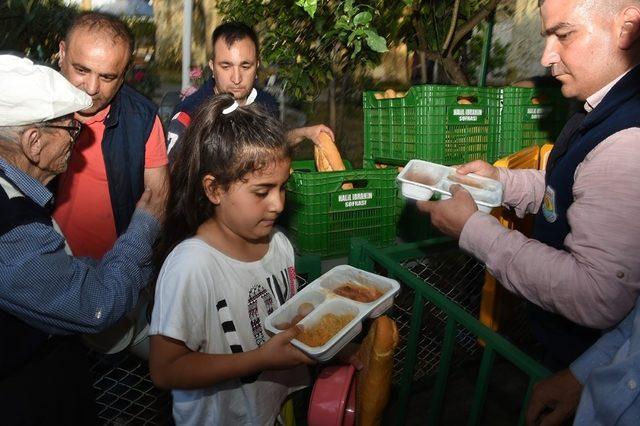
[453, 108, 483, 122]
[526, 106, 552, 120]
[338, 192, 373, 208]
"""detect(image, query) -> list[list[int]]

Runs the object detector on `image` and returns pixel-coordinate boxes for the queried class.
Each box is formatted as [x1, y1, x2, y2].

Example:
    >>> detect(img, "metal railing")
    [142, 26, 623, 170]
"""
[348, 238, 551, 426]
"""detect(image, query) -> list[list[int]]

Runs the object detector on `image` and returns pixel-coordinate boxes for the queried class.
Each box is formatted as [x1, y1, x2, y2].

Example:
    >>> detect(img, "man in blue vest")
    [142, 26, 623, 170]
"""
[166, 22, 334, 157]
[53, 12, 169, 261]
[421, 0, 640, 422]
[0, 55, 165, 424]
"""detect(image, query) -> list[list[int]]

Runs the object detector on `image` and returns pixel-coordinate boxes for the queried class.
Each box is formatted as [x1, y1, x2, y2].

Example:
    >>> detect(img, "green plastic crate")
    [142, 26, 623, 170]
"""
[363, 85, 502, 167]
[281, 163, 397, 257]
[498, 86, 569, 158]
[287, 159, 353, 172]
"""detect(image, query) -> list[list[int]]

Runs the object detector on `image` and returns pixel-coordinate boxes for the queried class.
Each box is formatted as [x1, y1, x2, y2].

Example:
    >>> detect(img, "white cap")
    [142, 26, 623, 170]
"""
[0, 55, 92, 126]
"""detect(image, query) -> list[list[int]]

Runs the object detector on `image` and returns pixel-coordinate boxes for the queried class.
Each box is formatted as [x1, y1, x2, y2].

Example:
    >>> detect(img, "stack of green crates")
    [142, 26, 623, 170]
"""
[280, 160, 397, 257]
[363, 83, 569, 243]
[363, 84, 502, 167]
[498, 86, 569, 158]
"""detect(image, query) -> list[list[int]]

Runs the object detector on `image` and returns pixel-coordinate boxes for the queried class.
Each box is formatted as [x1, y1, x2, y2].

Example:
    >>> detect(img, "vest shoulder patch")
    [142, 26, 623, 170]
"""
[542, 185, 558, 223]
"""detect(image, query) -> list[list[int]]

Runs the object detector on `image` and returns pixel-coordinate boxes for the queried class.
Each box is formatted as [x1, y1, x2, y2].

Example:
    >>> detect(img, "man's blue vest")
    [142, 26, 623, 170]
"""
[102, 84, 158, 236]
[534, 65, 640, 247]
[529, 65, 640, 370]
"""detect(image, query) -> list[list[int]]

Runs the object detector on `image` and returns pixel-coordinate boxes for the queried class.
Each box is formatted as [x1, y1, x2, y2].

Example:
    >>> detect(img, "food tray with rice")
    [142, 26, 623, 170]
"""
[264, 265, 400, 362]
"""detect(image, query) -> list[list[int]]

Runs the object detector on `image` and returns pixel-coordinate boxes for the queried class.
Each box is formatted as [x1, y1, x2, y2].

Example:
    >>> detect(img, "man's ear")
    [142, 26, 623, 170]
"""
[208, 59, 215, 73]
[618, 6, 640, 50]
[58, 40, 66, 67]
[20, 128, 43, 164]
[202, 174, 221, 204]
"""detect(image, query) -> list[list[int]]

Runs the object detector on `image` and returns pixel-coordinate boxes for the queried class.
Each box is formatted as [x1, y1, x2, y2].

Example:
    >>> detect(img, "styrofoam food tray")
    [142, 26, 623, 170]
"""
[264, 265, 400, 362]
[396, 159, 503, 213]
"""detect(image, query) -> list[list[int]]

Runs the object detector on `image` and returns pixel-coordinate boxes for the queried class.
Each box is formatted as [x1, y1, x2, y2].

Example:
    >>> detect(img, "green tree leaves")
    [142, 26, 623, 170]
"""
[296, 0, 318, 18]
[218, 0, 389, 101]
[0, 0, 77, 62]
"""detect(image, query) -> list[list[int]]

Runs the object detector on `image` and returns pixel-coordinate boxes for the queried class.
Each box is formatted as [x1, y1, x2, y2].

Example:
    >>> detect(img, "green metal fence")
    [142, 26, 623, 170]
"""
[348, 238, 551, 425]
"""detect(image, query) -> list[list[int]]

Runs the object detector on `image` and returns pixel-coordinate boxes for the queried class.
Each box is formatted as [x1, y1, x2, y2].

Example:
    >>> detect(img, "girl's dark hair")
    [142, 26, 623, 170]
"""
[149, 94, 292, 308]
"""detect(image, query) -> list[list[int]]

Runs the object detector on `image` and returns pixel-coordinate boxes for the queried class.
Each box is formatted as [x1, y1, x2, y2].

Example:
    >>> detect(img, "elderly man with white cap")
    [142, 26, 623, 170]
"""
[0, 55, 164, 423]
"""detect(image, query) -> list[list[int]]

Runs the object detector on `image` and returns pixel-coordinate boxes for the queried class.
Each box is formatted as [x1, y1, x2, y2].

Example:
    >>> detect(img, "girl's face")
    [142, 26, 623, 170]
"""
[210, 157, 291, 242]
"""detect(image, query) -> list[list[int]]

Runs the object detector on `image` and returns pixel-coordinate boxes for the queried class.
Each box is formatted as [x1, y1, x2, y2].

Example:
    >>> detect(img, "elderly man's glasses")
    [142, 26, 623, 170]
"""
[42, 120, 82, 139]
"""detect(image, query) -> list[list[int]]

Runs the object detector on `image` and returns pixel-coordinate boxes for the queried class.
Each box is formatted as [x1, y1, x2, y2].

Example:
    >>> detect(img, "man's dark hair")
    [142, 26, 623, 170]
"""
[65, 12, 135, 59]
[211, 22, 259, 59]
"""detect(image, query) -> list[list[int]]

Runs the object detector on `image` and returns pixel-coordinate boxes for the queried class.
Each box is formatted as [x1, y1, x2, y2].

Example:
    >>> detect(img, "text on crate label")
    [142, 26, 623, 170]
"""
[526, 106, 551, 120]
[338, 192, 373, 208]
[453, 108, 483, 122]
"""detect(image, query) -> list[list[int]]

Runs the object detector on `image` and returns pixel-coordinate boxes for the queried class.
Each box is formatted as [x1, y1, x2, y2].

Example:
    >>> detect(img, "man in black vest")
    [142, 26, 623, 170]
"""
[419, 0, 640, 374]
[0, 55, 165, 424]
[50, 13, 170, 355]
[53, 12, 169, 261]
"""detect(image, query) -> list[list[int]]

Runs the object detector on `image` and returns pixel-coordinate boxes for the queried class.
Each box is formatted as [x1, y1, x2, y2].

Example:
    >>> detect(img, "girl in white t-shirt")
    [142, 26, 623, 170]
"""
[148, 94, 313, 425]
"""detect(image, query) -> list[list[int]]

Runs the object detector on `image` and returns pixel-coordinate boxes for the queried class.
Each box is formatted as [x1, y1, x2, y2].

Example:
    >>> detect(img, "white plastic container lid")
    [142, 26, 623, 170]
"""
[396, 159, 503, 212]
[264, 265, 400, 362]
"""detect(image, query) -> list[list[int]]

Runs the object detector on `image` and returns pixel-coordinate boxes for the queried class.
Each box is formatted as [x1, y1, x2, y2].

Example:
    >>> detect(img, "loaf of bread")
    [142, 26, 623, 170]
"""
[314, 132, 353, 190]
[314, 132, 345, 172]
[374, 89, 405, 100]
[356, 316, 399, 426]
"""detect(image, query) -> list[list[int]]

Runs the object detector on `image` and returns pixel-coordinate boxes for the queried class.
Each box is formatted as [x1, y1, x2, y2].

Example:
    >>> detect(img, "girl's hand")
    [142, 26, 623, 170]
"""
[259, 326, 316, 370]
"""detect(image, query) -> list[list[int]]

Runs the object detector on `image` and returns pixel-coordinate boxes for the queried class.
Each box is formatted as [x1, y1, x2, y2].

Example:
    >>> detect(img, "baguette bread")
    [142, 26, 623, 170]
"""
[314, 132, 346, 172]
[356, 316, 399, 426]
[314, 132, 353, 189]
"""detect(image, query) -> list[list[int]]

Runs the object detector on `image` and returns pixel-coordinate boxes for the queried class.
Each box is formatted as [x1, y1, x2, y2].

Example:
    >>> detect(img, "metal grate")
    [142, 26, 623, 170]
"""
[384, 249, 486, 383]
[89, 351, 173, 426]
[494, 296, 544, 360]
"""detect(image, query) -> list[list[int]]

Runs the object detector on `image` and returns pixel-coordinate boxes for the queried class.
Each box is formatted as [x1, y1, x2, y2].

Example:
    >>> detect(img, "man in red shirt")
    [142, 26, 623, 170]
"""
[54, 12, 168, 260]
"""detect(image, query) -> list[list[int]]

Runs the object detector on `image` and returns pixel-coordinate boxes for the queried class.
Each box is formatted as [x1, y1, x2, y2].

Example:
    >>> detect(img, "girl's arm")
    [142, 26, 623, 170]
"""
[149, 326, 314, 390]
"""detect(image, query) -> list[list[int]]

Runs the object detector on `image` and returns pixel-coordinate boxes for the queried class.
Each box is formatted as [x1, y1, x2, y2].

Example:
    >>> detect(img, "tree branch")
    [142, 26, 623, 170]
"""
[441, 0, 461, 53]
[449, 0, 500, 54]
[423, 50, 443, 62]
[411, 11, 428, 52]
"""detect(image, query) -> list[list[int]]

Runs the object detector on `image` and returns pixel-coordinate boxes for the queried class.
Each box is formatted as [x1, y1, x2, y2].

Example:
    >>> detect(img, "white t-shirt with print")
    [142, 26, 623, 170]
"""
[149, 230, 309, 425]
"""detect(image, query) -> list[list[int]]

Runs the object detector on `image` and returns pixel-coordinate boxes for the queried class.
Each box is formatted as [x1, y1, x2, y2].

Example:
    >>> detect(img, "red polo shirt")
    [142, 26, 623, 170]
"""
[53, 105, 168, 259]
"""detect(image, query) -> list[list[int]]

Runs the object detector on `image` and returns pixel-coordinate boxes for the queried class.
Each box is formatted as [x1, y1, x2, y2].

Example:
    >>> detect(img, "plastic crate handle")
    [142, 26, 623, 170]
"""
[457, 95, 478, 105]
[338, 179, 369, 191]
